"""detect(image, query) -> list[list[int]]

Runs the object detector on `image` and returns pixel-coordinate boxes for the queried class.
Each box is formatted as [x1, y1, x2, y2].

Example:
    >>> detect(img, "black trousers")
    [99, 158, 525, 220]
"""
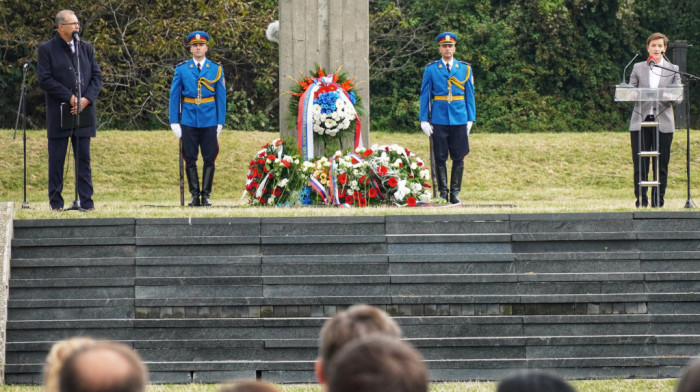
[48, 136, 93, 209]
[432, 124, 469, 166]
[181, 125, 219, 170]
[630, 124, 673, 207]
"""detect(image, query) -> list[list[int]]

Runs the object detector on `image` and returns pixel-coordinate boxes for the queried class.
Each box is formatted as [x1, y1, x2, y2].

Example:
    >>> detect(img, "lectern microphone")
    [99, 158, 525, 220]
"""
[647, 56, 656, 68]
[72, 31, 80, 42]
[619, 52, 639, 86]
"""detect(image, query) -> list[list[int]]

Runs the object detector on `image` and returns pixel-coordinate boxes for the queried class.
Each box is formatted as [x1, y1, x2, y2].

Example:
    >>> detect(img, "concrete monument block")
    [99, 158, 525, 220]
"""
[279, 0, 370, 148]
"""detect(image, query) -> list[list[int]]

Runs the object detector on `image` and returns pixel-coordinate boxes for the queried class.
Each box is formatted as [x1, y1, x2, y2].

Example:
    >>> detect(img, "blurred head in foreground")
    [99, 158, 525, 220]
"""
[326, 335, 428, 392]
[497, 370, 576, 392]
[59, 341, 148, 392]
[44, 337, 97, 392]
[315, 304, 402, 385]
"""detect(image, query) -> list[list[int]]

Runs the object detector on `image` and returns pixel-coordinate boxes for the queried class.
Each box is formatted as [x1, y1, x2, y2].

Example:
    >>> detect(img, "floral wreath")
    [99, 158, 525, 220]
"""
[287, 64, 365, 159]
[245, 139, 434, 207]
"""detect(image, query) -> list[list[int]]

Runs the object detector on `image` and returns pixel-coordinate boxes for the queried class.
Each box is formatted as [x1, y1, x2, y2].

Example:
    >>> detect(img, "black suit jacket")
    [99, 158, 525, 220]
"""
[37, 34, 103, 139]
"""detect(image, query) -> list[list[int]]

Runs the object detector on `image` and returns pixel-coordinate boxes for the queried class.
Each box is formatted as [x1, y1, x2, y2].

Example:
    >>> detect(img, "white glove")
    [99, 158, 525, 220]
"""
[217, 124, 223, 136]
[420, 121, 433, 136]
[467, 121, 473, 135]
[170, 123, 182, 138]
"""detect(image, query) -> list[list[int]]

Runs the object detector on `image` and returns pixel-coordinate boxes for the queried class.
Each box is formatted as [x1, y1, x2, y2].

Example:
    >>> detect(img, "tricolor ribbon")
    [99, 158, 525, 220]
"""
[309, 176, 328, 204]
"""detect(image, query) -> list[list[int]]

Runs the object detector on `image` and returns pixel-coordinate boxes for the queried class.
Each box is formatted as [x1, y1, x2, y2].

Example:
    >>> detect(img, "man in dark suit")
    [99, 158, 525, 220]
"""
[38, 10, 103, 211]
[628, 32, 681, 208]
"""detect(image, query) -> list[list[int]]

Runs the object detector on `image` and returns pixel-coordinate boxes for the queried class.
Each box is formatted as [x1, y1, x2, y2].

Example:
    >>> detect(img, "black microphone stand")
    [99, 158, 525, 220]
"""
[13, 62, 31, 209]
[65, 35, 83, 211]
[652, 63, 700, 208]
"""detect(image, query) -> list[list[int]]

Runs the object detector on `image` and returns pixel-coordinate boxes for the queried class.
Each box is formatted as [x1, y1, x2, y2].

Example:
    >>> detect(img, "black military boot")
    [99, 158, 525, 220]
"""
[186, 167, 201, 207]
[201, 166, 215, 207]
[436, 165, 449, 202]
[449, 163, 464, 205]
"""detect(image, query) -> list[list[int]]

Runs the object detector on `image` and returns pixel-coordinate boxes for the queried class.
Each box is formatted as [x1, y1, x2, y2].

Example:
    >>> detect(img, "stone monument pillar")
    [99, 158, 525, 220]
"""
[279, 0, 370, 152]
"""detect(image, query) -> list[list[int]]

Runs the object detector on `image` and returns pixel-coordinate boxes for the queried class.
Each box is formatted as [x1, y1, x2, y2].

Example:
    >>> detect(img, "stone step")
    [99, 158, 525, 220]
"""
[4, 354, 691, 383]
[6, 314, 700, 341]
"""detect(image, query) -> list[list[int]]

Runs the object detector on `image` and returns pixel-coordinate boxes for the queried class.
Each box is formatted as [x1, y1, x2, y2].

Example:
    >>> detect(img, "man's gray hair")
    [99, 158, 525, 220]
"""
[55, 10, 75, 27]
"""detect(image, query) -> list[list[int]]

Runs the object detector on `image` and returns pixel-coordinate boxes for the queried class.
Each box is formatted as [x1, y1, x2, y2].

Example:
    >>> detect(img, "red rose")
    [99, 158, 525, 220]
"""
[377, 166, 388, 176]
[417, 161, 423, 167]
[282, 160, 291, 168]
[259, 152, 265, 157]
[274, 187, 282, 196]
[339, 173, 348, 185]
[388, 177, 398, 187]
[257, 159, 265, 165]
[398, 162, 403, 167]
[385, 146, 390, 151]
[269, 173, 274, 179]
[345, 196, 354, 204]
[257, 173, 263, 178]
[260, 198, 267, 204]
[263, 167, 269, 173]
[409, 174, 414, 178]
[369, 188, 378, 198]
[407, 197, 417, 207]
[267, 154, 276, 161]
[423, 182, 431, 188]
[405, 149, 411, 156]
[351, 157, 360, 164]
[363, 149, 373, 157]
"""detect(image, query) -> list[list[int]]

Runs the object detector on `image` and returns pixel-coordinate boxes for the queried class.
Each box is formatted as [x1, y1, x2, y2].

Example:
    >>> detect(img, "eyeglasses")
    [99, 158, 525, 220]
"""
[61, 22, 80, 26]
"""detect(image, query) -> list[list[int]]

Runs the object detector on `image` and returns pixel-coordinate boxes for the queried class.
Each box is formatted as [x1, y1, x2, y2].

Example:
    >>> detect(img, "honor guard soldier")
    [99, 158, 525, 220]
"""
[419, 32, 476, 204]
[169, 31, 226, 206]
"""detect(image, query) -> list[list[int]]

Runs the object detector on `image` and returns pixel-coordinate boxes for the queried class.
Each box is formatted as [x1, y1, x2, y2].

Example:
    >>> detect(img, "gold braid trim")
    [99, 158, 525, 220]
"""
[446, 65, 471, 103]
[197, 65, 223, 103]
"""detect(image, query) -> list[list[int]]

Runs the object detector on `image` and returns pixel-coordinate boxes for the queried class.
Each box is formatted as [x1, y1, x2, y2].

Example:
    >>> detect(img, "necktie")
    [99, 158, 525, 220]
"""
[69, 42, 74, 54]
[446, 63, 451, 72]
[197, 63, 202, 72]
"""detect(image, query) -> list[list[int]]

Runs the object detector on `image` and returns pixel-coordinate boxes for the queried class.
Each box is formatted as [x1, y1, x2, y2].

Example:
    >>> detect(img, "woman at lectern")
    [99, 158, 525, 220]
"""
[628, 32, 681, 208]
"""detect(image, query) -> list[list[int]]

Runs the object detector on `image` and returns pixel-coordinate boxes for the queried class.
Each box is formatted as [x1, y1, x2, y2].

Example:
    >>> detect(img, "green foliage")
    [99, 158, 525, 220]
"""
[0, 0, 279, 131]
[1, 0, 699, 132]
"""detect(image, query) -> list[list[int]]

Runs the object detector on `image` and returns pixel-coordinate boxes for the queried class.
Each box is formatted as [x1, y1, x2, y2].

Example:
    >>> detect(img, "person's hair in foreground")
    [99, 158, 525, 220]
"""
[676, 357, 700, 392]
[44, 337, 97, 392]
[497, 370, 576, 392]
[326, 335, 428, 392]
[316, 304, 402, 383]
[59, 341, 148, 392]
[220, 380, 280, 392]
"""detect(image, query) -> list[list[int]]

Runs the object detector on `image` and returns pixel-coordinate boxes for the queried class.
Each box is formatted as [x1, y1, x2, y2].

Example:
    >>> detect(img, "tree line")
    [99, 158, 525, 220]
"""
[1, 0, 698, 132]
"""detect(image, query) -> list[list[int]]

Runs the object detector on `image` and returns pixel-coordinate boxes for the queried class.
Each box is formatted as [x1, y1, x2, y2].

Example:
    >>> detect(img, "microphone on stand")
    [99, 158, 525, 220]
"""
[647, 56, 656, 69]
[72, 30, 81, 42]
[23, 61, 30, 71]
[619, 52, 639, 87]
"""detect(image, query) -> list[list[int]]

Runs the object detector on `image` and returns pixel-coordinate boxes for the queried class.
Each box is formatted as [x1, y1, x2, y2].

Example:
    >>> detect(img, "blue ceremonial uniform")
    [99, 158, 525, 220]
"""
[419, 59, 475, 125]
[418, 31, 476, 204]
[169, 58, 226, 127]
[169, 30, 226, 206]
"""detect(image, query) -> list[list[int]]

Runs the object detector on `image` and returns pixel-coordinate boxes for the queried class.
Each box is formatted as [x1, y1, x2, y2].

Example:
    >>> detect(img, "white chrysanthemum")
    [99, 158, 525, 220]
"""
[411, 162, 418, 170]
[419, 192, 431, 202]
[312, 104, 322, 113]
[278, 178, 289, 188]
[314, 125, 324, 134]
[325, 119, 337, 128]
[420, 170, 430, 180]
[336, 99, 345, 108]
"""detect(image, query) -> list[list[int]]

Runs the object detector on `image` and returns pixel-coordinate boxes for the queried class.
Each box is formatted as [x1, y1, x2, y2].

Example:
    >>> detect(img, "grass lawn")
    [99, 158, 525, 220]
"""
[0, 378, 680, 392]
[2, 129, 699, 219]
